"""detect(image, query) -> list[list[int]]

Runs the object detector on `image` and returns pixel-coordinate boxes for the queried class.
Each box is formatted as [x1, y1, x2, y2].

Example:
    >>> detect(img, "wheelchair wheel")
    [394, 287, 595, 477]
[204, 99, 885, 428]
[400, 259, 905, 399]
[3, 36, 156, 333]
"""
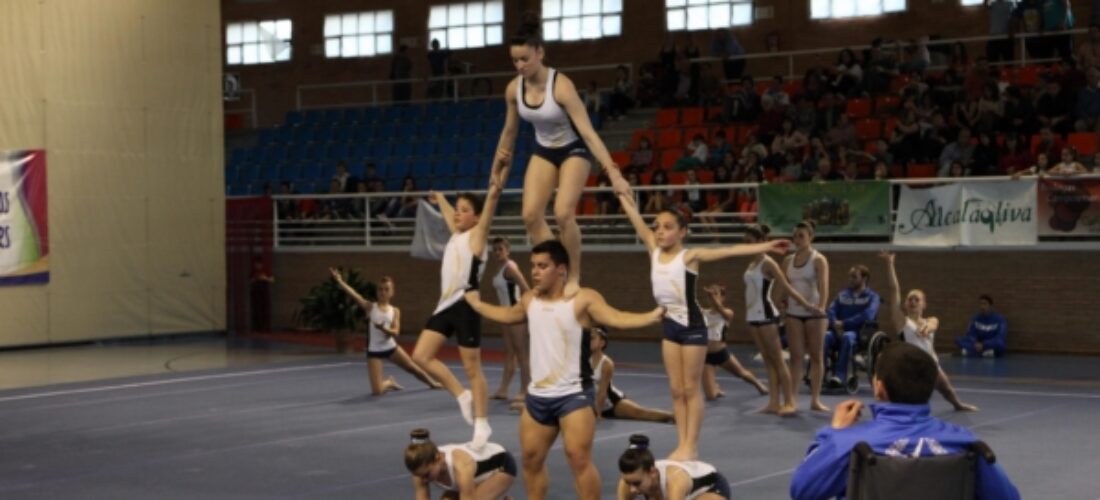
[845, 375, 859, 395]
[866, 331, 891, 386]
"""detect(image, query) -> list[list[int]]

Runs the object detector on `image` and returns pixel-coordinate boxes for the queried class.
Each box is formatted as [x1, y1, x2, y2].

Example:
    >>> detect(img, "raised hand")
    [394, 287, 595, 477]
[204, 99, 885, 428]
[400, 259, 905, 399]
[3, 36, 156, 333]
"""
[831, 399, 864, 430]
[329, 267, 344, 282]
[607, 166, 633, 198]
[768, 239, 794, 255]
[878, 250, 896, 263]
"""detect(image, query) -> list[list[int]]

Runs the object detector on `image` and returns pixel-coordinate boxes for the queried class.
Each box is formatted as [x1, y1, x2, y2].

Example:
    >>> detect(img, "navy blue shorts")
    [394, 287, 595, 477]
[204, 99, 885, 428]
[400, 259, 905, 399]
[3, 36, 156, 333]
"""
[524, 388, 595, 427]
[748, 319, 780, 327]
[705, 348, 731, 366]
[709, 472, 732, 499]
[662, 318, 708, 346]
[533, 139, 594, 168]
[366, 348, 395, 359]
[425, 300, 481, 348]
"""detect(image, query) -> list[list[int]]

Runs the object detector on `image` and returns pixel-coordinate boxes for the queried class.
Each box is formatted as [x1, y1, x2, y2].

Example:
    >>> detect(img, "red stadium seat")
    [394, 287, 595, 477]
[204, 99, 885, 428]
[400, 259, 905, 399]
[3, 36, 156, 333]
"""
[875, 96, 900, 114]
[630, 129, 656, 149]
[680, 107, 705, 126]
[856, 119, 883, 140]
[611, 151, 631, 167]
[846, 98, 872, 119]
[683, 127, 710, 146]
[660, 149, 681, 169]
[908, 163, 935, 178]
[657, 128, 683, 149]
[655, 108, 680, 127]
[1067, 132, 1099, 156]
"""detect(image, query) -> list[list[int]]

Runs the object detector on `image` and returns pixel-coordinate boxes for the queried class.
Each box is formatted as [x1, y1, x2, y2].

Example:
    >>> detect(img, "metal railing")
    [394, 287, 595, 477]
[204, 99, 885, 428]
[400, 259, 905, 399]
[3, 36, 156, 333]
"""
[256, 174, 1100, 252]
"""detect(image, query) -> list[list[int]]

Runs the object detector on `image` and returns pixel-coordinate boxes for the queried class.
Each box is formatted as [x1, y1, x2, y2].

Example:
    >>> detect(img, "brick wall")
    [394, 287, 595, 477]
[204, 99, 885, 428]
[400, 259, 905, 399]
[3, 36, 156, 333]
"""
[222, 0, 1094, 126]
[272, 248, 1100, 354]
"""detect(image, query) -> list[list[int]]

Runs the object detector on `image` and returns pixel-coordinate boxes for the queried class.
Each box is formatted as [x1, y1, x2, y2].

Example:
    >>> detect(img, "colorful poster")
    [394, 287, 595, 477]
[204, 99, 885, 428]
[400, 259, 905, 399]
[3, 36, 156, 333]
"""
[894, 179, 1037, 247]
[0, 150, 49, 285]
[757, 181, 891, 235]
[1037, 178, 1100, 236]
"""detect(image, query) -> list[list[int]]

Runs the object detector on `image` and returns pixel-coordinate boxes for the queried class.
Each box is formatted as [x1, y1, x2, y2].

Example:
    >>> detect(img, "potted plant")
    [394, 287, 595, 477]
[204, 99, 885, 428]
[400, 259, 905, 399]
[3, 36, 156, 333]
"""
[294, 268, 375, 353]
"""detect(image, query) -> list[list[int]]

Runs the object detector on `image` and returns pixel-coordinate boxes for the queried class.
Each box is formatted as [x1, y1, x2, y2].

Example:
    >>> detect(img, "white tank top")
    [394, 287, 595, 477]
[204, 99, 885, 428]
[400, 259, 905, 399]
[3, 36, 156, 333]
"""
[703, 309, 726, 342]
[435, 442, 508, 492]
[901, 317, 939, 362]
[651, 249, 705, 328]
[516, 68, 581, 148]
[491, 260, 520, 306]
[744, 258, 780, 323]
[526, 296, 592, 398]
[785, 250, 822, 317]
[656, 460, 722, 500]
[367, 304, 397, 352]
[591, 355, 625, 411]
[435, 230, 488, 314]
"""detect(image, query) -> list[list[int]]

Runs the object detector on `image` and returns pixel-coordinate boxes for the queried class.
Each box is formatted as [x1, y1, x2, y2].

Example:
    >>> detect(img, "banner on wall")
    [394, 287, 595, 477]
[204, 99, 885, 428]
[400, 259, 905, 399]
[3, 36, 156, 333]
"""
[0, 150, 49, 285]
[758, 181, 891, 235]
[1037, 178, 1100, 236]
[894, 179, 1037, 246]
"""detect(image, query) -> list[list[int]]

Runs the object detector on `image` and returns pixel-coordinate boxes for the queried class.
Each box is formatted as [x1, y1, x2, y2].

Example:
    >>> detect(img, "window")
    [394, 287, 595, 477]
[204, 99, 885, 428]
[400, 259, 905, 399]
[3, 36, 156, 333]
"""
[666, 0, 753, 31]
[226, 19, 292, 65]
[959, 0, 982, 5]
[428, 2, 504, 50]
[810, 0, 905, 19]
[324, 11, 394, 58]
[542, 0, 623, 42]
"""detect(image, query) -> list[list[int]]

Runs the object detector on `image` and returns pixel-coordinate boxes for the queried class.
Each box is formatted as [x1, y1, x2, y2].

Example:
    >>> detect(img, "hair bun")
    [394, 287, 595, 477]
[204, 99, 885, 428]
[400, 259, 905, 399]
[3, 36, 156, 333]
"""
[760, 224, 772, 236]
[519, 11, 542, 33]
[628, 434, 650, 450]
[410, 428, 430, 444]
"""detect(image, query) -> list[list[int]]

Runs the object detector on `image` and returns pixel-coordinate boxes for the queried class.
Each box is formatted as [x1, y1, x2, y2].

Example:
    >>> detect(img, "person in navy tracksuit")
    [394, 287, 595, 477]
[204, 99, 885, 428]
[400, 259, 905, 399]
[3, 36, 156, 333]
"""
[955, 295, 1008, 358]
[824, 265, 881, 384]
[789, 342, 1020, 500]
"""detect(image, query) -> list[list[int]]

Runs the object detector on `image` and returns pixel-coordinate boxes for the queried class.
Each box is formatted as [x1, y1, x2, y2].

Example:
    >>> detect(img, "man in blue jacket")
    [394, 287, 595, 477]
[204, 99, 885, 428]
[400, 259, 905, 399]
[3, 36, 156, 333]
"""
[824, 265, 881, 385]
[790, 342, 1020, 500]
[955, 295, 1008, 358]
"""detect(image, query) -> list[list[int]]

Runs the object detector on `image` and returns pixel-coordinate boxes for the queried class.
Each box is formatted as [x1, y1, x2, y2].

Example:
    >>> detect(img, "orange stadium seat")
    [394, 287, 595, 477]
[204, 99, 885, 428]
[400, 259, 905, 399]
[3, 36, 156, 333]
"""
[1067, 132, 1099, 156]
[657, 128, 683, 149]
[655, 108, 679, 127]
[680, 107, 704, 126]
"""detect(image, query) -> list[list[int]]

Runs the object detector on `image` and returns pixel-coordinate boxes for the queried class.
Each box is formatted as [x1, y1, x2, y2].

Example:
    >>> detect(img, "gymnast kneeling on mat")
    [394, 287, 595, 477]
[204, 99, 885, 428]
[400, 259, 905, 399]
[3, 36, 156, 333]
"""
[405, 428, 516, 500]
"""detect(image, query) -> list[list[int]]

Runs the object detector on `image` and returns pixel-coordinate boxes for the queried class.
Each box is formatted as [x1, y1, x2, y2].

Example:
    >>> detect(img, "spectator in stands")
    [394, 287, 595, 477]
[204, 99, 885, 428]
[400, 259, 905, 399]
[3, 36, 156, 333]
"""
[740, 132, 770, 161]
[708, 131, 732, 168]
[971, 131, 1001, 176]
[764, 75, 791, 107]
[948, 42, 970, 74]
[825, 113, 858, 151]
[757, 94, 787, 140]
[364, 162, 381, 185]
[816, 157, 843, 182]
[789, 342, 1021, 500]
[780, 152, 804, 182]
[1041, 0, 1075, 61]
[938, 127, 975, 177]
[333, 161, 351, 192]
[368, 178, 392, 219]
[964, 57, 992, 102]
[683, 168, 707, 213]
[999, 134, 1035, 174]
[985, 0, 1018, 63]
[1015, 0, 1047, 58]
[582, 80, 604, 125]
[724, 75, 761, 123]
[1075, 66, 1100, 132]
[626, 170, 647, 208]
[873, 161, 890, 180]
[889, 110, 923, 165]
[921, 111, 952, 162]
[1076, 24, 1100, 68]
[675, 134, 708, 171]
[841, 161, 860, 181]
[789, 95, 819, 134]
[1002, 86, 1037, 134]
[976, 82, 1005, 135]
[698, 63, 723, 106]
[644, 168, 671, 214]
[608, 65, 634, 120]
[349, 180, 369, 219]
[832, 49, 863, 97]
[426, 39, 451, 99]
[595, 172, 620, 216]
[772, 117, 810, 156]
[824, 264, 880, 385]
[955, 94, 982, 133]
[630, 137, 654, 172]
[385, 176, 420, 219]
[1035, 73, 1074, 135]
[683, 33, 702, 89]
[865, 38, 900, 95]
[712, 28, 746, 80]
[947, 160, 968, 177]
[1033, 126, 1064, 159]
[277, 181, 298, 219]
[955, 295, 1008, 358]
[672, 64, 694, 106]
[1091, 151, 1100, 170]
[320, 179, 351, 219]
[659, 35, 679, 97]
[1012, 151, 1052, 178]
[390, 44, 412, 102]
[1049, 146, 1090, 175]
[735, 175, 759, 223]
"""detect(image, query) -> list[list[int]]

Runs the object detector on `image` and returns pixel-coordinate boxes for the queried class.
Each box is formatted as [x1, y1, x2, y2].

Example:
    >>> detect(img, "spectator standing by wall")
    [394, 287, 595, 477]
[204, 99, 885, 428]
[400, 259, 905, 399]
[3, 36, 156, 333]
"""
[986, 0, 1018, 63]
[712, 28, 745, 80]
[390, 44, 412, 102]
[426, 39, 451, 99]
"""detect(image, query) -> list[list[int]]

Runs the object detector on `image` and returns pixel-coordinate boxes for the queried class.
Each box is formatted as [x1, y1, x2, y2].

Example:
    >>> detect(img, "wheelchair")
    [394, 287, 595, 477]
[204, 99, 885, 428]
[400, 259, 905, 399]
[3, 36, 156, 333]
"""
[810, 322, 895, 395]
[846, 440, 997, 500]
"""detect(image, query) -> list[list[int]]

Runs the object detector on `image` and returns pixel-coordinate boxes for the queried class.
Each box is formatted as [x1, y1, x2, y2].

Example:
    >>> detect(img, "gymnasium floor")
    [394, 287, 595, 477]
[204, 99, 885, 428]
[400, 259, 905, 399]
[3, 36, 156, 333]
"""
[1, 336, 1098, 499]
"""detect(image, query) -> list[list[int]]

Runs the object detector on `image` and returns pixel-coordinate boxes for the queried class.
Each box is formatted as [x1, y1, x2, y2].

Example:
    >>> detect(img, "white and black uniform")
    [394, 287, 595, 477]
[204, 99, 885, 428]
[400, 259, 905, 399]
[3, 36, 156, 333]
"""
[703, 309, 733, 366]
[654, 459, 731, 500]
[592, 354, 626, 418]
[425, 230, 488, 348]
[785, 250, 824, 319]
[652, 249, 708, 346]
[516, 68, 594, 168]
[524, 296, 594, 426]
[491, 261, 521, 307]
[744, 258, 780, 325]
[433, 442, 517, 493]
[901, 317, 938, 362]
[366, 304, 398, 359]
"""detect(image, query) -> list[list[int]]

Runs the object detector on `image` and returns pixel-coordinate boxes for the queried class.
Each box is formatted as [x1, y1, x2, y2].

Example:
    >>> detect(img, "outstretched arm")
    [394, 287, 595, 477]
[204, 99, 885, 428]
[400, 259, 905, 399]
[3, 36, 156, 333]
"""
[879, 251, 906, 333]
[594, 359, 614, 419]
[686, 240, 792, 265]
[617, 192, 656, 252]
[432, 191, 458, 234]
[329, 268, 371, 310]
[582, 289, 664, 330]
[464, 290, 528, 324]
[471, 180, 507, 253]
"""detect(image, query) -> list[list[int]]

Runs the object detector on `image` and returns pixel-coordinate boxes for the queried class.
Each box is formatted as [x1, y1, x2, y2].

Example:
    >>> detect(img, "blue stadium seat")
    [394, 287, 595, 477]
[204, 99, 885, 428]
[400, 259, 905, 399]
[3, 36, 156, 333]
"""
[412, 159, 434, 177]
[485, 117, 505, 133]
[304, 143, 326, 160]
[454, 176, 477, 191]
[464, 99, 488, 116]
[362, 107, 382, 123]
[459, 138, 482, 156]
[257, 164, 278, 182]
[303, 109, 323, 126]
[374, 126, 395, 140]
[246, 147, 264, 163]
[396, 122, 418, 138]
[258, 129, 276, 145]
[230, 149, 248, 164]
[276, 126, 294, 143]
[481, 138, 498, 156]
[424, 103, 445, 121]
[382, 106, 402, 122]
[506, 173, 524, 189]
[328, 143, 349, 160]
[456, 158, 480, 177]
[434, 159, 456, 176]
[392, 142, 413, 157]
[292, 126, 310, 144]
[370, 141, 392, 158]
[431, 177, 455, 190]
[351, 143, 371, 161]
[332, 126, 351, 142]
[443, 104, 464, 121]
[437, 140, 458, 157]
[414, 141, 436, 157]
[228, 183, 250, 196]
[348, 162, 364, 178]
[280, 163, 301, 181]
[418, 122, 441, 138]
[312, 127, 334, 143]
[352, 124, 372, 142]
[284, 110, 304, 127]
[460, 120, 482, 137]
[438, 120, 460, 138]
[400, 105, 422, 121]
[383, 160, 408, 179]
[287, 144, 305, 162]
[323, 109, 344, 123]
[486, 100, 506, 117]
[344, 108, 364, 124]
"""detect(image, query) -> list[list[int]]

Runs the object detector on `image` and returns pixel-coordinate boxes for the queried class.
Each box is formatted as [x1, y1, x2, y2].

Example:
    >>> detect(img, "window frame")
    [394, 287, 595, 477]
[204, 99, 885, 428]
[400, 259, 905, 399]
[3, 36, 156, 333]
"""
[809, 0, 908, 21]
[322, 10, 395, 59]
[427, 1, 505, 51]
[665, 0, 755, 32]
[225, 19, 293, 66]
[541, 0, 624, 43]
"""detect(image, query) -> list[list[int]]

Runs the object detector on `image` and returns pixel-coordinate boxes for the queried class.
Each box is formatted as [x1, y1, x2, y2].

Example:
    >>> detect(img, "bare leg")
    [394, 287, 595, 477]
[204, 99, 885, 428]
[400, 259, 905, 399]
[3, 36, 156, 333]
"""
[521, 157, 557, 245]
[747, 326, 781, 413]
[559, 407, 600, 500]
[493, 325, 516, 399]
[720, 357, 768, 395]
[674, 345, 707, 460]
[512, 324, 531, 399]
[937, 368, 979, 412]
[459, 346, 489, 419]
[389, 347, 442, 389]
[786, 318, 807, 409]
[759, 324, 796, 416]
[474, 470, 516, 500]
[805, 318, 829, 412]
[367, 358, 386, 395]
[519, 409, 559, 500]
[662, 340, 689, 454]
[554, 158, 591, 294]
[612, 399, 675, 423]
[411, 330, 465, 397]
[703, 364, 723, 400]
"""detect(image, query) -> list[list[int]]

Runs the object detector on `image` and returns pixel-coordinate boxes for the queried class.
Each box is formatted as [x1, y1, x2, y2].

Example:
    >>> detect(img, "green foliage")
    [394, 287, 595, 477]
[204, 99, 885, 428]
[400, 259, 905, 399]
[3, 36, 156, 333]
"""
[295, 268, 376, 332]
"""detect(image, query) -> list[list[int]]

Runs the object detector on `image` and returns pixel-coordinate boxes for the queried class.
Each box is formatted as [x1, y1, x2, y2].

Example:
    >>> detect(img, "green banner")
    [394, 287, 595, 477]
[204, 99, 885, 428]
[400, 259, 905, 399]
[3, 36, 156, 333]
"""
[758, 181, 891, 235]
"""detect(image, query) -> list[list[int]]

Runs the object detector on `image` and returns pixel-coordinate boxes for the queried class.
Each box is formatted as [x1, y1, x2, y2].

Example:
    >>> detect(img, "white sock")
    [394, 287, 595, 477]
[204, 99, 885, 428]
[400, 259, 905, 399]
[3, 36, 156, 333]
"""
[456, 390, 473, 425]
[470, 418, 492, 449]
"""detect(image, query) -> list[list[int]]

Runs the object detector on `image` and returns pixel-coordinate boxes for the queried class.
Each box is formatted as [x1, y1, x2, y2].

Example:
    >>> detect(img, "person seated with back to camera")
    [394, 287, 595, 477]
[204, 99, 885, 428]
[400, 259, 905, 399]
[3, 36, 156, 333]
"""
[789, 342, 1020, 500]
